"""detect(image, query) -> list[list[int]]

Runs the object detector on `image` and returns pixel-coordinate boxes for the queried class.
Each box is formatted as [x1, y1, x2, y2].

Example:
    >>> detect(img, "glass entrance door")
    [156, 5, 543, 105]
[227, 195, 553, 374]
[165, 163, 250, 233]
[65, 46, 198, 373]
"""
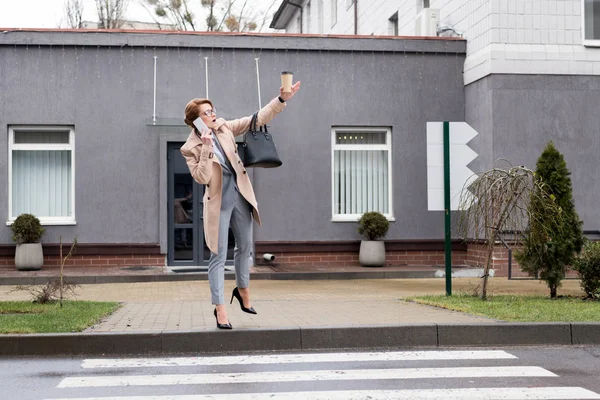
[167, 142, 234, 266]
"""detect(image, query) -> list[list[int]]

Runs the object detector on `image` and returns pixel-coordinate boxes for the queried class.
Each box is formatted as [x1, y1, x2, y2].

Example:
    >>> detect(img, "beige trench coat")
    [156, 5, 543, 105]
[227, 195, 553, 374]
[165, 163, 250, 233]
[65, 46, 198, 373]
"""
[180, 97, 286, 254]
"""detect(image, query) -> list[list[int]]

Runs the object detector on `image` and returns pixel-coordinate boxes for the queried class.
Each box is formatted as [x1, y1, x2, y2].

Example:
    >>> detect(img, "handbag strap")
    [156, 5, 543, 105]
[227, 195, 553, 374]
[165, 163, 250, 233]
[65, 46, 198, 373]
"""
[241, 112, 259, 144]
[250, 112, 259, 133]
[254, 112, 270, 139]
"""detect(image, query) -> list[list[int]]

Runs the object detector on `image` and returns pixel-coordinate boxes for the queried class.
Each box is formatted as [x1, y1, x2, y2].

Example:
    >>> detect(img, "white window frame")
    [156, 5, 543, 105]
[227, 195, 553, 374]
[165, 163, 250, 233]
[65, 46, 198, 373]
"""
[7, 126, 76, 226]
[331, 127, 394, 222]
[583, 0, 600, 46]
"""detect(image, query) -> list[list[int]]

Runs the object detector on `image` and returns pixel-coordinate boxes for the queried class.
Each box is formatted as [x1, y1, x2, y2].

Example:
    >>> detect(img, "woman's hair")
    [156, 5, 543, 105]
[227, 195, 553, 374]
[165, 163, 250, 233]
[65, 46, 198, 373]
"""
[184, 98, 214, 131]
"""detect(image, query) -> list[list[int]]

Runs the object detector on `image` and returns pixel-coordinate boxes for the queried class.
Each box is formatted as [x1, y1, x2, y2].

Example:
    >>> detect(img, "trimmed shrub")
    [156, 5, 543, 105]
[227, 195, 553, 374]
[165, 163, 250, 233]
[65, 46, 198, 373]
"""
[358, 212, 389, 241]
[11, 214, 45, 244]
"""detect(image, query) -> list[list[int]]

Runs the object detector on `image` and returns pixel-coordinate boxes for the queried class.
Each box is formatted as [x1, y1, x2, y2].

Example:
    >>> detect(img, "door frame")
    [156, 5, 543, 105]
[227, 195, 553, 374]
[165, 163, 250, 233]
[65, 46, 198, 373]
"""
[167, 141, 207, 267]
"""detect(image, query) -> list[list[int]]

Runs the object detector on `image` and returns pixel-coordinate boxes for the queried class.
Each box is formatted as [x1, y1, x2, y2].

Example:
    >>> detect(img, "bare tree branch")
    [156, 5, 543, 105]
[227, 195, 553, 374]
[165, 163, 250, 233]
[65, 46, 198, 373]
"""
[63, 0, 85, 29]
[457, 161, 563, 299]
[95, 0, 131, 29]
[217, 0, 238, 31]
[258, 0, 280, 32]
[144, 0, 195, 30]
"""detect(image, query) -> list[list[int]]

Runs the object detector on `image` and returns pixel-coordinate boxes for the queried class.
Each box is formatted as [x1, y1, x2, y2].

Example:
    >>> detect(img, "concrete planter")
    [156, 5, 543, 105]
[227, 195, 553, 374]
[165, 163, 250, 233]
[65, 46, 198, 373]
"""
[359, 240, 386, 267]
[15, 243, 44, 271]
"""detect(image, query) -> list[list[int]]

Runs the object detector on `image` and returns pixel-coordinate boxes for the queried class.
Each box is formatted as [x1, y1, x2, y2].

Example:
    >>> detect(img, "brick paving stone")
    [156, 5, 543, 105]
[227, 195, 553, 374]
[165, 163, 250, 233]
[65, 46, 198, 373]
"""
[0, 279, 586, 333]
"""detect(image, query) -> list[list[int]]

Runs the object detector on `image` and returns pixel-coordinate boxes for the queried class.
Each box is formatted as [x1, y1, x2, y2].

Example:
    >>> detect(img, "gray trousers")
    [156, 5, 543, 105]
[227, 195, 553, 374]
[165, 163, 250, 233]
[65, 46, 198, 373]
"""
[207, 190, 253, 305]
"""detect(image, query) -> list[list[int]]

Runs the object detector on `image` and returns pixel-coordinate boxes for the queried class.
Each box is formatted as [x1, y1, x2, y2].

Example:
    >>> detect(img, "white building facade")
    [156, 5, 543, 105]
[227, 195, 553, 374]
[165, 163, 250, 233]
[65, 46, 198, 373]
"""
[271, 0, 600, 234]
[271, 0, 600, 84]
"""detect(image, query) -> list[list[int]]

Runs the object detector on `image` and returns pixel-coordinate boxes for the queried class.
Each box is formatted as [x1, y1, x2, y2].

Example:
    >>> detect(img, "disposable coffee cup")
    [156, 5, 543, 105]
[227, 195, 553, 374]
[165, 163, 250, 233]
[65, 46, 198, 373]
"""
[281, 71, 293, 92]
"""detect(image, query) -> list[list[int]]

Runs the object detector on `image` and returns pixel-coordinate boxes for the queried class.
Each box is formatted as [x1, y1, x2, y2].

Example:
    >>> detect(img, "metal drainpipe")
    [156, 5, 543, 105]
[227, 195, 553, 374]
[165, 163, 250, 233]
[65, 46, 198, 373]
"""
[354, 0, 358, 35]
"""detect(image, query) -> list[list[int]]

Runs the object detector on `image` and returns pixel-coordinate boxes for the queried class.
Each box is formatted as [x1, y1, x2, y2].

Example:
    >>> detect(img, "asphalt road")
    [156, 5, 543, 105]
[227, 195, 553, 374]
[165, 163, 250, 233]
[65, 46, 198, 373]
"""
[2, 346, 600, 399]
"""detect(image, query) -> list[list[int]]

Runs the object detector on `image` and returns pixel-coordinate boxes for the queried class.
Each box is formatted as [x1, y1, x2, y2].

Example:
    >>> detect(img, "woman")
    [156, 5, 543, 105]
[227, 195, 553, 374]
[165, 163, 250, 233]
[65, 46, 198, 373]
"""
[181, 81, 301, 329]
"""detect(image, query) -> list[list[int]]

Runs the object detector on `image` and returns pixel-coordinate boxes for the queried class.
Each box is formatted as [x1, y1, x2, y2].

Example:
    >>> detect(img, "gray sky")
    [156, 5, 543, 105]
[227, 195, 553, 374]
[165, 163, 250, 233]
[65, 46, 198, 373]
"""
[0, 0, 281, 31]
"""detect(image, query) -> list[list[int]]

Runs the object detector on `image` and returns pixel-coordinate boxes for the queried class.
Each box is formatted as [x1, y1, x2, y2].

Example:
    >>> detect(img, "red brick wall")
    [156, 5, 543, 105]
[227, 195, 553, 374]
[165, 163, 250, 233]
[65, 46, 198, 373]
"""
[0, 242, 579, 279]
[0, 254, 164, 268]
[463, 243, 578, 278]
[255, 250, 469, 268]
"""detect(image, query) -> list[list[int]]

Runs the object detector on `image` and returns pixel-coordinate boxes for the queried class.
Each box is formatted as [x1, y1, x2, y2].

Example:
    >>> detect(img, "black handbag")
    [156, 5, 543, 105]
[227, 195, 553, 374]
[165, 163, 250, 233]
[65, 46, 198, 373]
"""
[237, 112, 283, 168]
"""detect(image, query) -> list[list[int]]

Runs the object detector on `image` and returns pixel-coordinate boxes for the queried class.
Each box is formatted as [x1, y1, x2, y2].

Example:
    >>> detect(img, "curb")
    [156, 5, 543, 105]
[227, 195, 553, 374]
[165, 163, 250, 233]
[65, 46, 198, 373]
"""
[0, 270, 440, 286]
[1, 323, 599, 356]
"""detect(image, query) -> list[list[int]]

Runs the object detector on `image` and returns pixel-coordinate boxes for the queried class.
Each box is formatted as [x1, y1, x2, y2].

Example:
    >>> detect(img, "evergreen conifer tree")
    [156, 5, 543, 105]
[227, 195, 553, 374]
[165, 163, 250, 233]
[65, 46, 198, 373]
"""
[516, 141, 584, 298]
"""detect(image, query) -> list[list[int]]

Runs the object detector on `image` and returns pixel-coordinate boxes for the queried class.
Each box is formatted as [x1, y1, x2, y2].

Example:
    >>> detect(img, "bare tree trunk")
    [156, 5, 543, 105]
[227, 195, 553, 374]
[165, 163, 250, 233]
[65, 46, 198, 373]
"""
[238, 0, 248, 27]
[64, 0, 85, 28]
[95, 0, 129, 29]
[59, 237, 64, 307]
[182, 0, 196, 30]
[481, 232, 495, 300]
[209, 1, 216, 31]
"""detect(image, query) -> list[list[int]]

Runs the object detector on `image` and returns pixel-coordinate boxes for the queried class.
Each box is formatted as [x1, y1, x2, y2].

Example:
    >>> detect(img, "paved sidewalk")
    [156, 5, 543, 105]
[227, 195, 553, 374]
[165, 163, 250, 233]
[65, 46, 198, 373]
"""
[2, 278, 597, 356]
[0, 278, 585, 332]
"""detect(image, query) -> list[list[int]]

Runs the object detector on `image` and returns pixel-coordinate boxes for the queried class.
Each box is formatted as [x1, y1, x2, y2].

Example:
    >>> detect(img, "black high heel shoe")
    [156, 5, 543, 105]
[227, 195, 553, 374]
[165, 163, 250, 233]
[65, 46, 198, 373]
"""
[213, 308, 232, 330]
[230, 287, 257, 314]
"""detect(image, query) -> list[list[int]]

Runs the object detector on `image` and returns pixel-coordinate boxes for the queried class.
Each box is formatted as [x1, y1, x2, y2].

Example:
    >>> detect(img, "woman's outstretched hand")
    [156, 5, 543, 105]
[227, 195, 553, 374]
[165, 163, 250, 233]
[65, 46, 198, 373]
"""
[280, 81, 301, 101]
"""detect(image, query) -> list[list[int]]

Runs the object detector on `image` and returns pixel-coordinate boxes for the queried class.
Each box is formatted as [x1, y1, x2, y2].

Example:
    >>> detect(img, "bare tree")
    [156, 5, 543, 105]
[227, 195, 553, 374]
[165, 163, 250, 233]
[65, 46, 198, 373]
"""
[201, 0, 219, 31]
[59, 236, 78, 307]
[458, 161, 563, 299]
[143, 0, 258, 32]
[95, 0, 131, 29]
[257, 0, 279, 32]
[10, 237, 80, 305]
[217, 0, 257, 32]
[143, 0, 196, 30]
[64, 0, 85, 29]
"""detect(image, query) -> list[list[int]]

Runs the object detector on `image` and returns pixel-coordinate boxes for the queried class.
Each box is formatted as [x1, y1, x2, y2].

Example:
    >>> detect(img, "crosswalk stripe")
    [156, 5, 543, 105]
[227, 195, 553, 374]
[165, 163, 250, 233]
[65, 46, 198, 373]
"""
[57, 366, 556, 388]
[44, 387, 600, 400]
[81, 350, 517, 369]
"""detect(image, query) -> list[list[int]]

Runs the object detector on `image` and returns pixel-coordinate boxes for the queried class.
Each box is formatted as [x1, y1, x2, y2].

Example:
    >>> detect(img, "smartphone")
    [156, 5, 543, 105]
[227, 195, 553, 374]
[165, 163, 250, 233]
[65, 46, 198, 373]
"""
[193, 117, 209, 134]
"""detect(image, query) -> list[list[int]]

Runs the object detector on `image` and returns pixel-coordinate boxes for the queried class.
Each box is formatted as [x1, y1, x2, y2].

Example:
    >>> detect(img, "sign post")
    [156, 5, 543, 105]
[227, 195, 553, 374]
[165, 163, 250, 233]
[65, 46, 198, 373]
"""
[443, 121, 452, 296]
[427, 122, 479, 296]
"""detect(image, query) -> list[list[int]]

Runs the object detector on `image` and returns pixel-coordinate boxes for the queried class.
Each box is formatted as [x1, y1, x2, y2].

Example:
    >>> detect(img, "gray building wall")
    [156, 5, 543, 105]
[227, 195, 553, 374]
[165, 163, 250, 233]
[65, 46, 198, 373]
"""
[466, 75, 600, 231]
[0, 31, 466, 247]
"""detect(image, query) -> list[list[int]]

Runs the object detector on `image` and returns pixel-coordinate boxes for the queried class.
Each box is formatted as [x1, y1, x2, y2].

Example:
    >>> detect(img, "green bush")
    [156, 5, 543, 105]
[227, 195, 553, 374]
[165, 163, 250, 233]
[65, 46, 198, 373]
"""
[358, 212, 389, 241]
[515, 141, 584, 298]
[573, 240, 600, 300]
[11, 214, 45, 244]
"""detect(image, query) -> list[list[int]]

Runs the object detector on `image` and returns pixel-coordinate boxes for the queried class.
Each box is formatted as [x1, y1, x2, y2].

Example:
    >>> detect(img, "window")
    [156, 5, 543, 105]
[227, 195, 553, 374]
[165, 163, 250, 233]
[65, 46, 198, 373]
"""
[331, 0, 337, 27]
[347, 0, 354, 9]
[389, 12, 399, 36]
[332, 128, 393, 221]
[584, 0, 600, 45]
[8, 126, 75, 225]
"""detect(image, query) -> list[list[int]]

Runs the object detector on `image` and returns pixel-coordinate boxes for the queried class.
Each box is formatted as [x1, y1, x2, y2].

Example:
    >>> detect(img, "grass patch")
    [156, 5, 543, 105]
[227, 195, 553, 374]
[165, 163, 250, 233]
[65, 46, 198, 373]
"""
[0, 301, 120, 334]
[409, 294, 600, 322]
